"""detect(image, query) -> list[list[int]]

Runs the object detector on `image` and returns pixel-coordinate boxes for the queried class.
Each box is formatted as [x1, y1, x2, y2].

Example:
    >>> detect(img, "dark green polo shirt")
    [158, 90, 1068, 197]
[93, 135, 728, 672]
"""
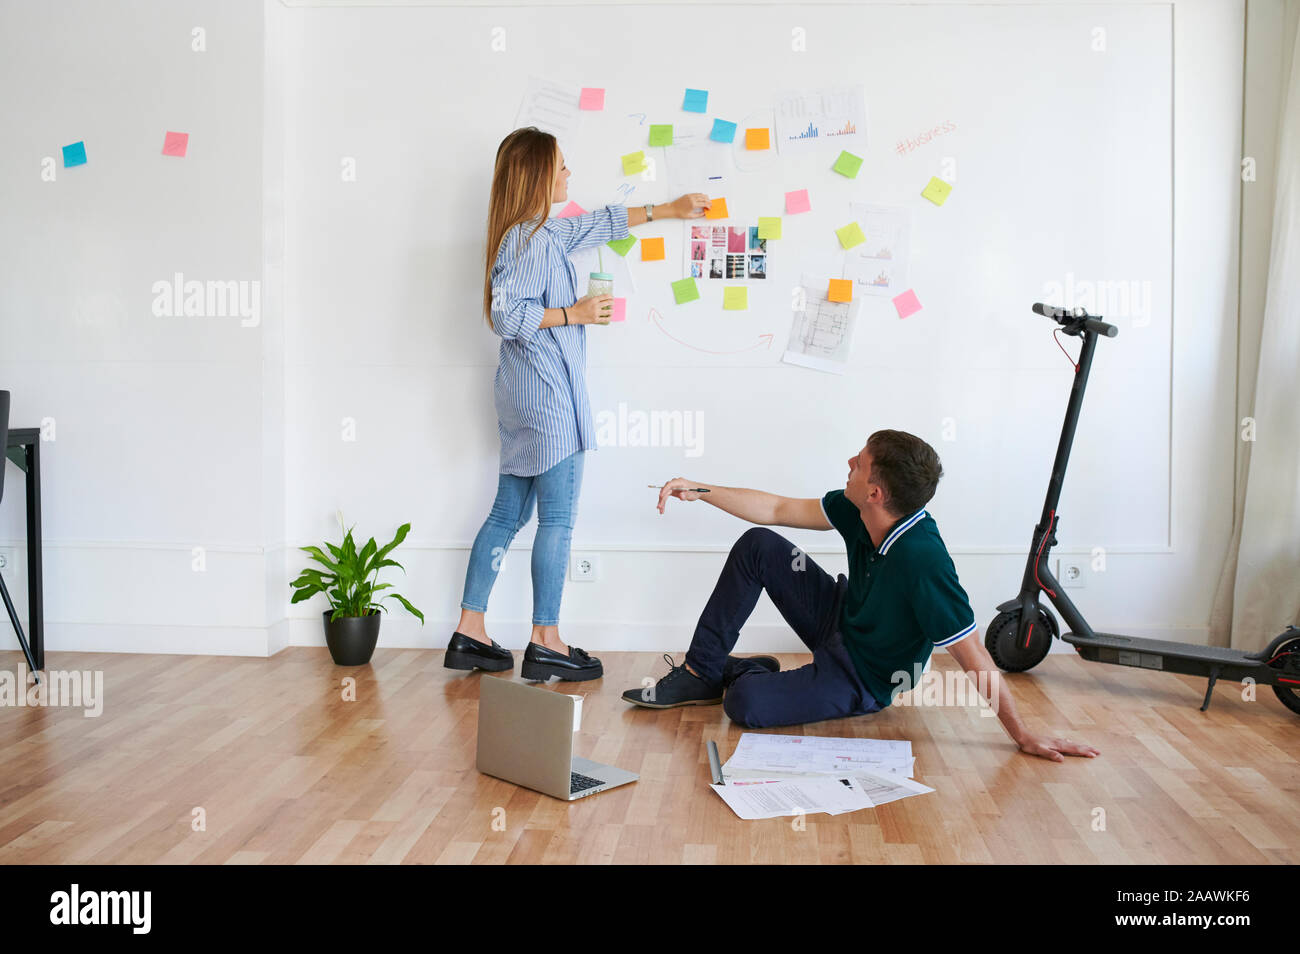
[820, 489, 977, 708]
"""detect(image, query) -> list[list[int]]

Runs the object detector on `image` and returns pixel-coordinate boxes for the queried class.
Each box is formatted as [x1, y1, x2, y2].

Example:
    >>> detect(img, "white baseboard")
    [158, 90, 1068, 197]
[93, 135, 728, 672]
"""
[39, 621, 274, 657]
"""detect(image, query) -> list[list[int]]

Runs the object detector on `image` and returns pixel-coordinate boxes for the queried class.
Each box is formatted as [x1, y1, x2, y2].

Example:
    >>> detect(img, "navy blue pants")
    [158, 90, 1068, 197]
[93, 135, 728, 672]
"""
[684, 527, 883, 729]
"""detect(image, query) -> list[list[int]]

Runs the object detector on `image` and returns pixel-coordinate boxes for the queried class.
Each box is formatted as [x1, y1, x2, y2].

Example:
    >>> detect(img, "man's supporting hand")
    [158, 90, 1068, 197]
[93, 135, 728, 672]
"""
[947, 632, 1100, 762]
[1014, 732, 1101, 762]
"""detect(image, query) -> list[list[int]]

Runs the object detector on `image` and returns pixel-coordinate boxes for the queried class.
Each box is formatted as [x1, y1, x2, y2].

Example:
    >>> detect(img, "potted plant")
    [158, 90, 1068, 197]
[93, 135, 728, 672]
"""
[290, 515, 425, 665]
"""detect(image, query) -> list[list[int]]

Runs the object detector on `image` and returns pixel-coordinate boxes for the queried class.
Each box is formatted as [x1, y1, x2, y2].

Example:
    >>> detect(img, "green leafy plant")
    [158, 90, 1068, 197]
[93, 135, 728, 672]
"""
[291, 515, 425, 624]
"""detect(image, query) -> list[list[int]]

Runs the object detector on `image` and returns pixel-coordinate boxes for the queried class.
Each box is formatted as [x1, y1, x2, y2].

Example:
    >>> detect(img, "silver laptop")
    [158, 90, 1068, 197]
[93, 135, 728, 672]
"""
[477, 677, 639, 800]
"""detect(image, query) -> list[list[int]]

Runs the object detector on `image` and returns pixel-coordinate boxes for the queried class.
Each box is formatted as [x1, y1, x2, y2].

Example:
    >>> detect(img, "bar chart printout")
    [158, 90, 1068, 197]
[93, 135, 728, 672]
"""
[774, 85, 867, 153]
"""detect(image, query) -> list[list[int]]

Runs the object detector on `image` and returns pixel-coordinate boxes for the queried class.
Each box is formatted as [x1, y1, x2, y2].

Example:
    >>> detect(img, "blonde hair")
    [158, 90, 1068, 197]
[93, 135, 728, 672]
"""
[483, 127, 557, 331]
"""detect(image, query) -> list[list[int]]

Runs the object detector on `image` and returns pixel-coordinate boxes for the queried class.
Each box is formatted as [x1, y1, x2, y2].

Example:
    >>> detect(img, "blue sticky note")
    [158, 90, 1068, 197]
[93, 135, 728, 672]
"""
[62, 141, 87, 167]
[710, 119, 737, 143]
[683, 88, 709, 113]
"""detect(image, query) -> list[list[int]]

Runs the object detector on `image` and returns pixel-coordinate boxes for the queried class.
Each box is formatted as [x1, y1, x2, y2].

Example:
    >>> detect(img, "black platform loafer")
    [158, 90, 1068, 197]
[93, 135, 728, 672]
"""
[443, 632, 514, 672]
[622, 654, 723, 709]
[519, 642, 603, 682]
[721, 654, 780, 689]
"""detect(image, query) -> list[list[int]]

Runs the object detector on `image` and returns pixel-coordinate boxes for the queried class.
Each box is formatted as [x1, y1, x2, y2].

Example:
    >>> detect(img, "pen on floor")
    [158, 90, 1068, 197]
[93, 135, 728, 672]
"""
[647, 485, 711, 492]
[707, 739, 724, 785]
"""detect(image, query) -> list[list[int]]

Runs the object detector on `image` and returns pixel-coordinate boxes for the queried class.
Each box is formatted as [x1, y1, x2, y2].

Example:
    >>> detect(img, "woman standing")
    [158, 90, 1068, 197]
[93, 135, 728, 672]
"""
[445, 126, 709, 681]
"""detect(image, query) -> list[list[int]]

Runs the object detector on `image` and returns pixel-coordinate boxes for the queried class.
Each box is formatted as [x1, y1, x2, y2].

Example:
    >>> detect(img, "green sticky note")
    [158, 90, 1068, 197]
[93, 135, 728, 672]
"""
[723, 287, 748, 310]
[757, 217, 782, 240]
[649, 124, 673, 147]
[832, 150, 863, 178]
[921, 176, 953, 205]
[606, 236, 637, 257]
[836, 222, 866, 249]
[621, 150, 647, 175]
[671, 277, 700, 304]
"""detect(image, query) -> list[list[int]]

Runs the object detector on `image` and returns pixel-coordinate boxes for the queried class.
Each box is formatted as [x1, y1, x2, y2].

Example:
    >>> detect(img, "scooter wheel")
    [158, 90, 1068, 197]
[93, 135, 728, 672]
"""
[1268, 634, 1300, 716]
[985, 608, 1057, 672]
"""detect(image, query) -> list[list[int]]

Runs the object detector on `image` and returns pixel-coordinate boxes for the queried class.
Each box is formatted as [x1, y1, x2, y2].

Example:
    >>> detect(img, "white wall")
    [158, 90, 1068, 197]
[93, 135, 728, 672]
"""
[0, 0, 1267, 659]
[0, 0, 278, 655]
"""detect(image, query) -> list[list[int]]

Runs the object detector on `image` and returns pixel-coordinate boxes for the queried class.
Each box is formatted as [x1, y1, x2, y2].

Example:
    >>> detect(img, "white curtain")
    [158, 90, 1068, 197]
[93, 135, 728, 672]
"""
[1211, 9, 1300, 650]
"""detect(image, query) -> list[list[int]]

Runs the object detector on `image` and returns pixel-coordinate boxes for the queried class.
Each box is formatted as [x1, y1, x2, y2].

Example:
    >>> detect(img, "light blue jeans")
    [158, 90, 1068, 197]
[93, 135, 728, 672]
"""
[460, 451, 585, 626]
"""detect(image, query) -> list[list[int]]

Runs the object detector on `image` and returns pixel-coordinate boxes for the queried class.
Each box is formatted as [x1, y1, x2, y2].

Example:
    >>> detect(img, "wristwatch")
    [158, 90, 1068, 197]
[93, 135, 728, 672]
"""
[644, 203, 654, 222]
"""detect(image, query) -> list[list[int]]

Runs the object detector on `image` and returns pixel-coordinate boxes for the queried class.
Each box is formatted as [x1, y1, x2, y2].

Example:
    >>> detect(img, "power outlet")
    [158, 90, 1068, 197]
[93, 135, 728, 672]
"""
[1056, 558, 1086, 589]
[0, 547, 14, 575]
[569, 553, 600, 582]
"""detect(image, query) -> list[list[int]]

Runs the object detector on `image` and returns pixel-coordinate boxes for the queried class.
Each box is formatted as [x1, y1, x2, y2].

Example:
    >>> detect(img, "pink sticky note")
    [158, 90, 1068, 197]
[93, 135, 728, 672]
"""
[785, 188, 811, 214]
[558, 201, 586, 218]
[579, 87, 605, 110]
[893, 289, 922, 319]
[610, 297, 627, 322]
[162, 131, 189, 157]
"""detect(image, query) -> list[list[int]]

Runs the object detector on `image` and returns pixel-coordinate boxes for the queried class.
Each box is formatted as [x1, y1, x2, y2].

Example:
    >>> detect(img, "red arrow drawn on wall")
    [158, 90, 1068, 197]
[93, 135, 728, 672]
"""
[647, 307, 775, 355]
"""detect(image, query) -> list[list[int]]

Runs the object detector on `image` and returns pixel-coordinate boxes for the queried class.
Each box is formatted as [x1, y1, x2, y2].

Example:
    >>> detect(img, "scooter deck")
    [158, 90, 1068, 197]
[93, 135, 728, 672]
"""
[1064, 631, 1250, 664]
[1063, 631, 1269, 682]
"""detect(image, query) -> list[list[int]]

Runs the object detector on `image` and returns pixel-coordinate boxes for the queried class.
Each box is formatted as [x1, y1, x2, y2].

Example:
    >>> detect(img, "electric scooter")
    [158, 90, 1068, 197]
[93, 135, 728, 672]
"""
[986, 303, 1300, 715]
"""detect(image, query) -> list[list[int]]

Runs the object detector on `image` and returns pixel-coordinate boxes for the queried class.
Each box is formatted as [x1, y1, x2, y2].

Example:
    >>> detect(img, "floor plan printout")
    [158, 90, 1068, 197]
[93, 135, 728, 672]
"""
[782, 272, 862, 373]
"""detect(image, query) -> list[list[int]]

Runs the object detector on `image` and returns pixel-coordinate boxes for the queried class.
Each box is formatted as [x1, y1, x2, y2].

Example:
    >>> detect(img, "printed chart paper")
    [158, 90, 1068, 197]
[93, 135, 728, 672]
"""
[665, 120, 729, 197]
[774, 85, 868, 154]
[844, 203, 911, 298]
[515, 76, 583, 148]
[721, 732, 913, 777]
[710, 734, 935, 819]
[710, 776, 873, 820]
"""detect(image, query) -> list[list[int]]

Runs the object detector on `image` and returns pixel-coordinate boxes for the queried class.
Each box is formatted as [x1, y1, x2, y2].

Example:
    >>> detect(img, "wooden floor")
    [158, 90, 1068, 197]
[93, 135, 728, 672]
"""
[0, 646, 1296, 864]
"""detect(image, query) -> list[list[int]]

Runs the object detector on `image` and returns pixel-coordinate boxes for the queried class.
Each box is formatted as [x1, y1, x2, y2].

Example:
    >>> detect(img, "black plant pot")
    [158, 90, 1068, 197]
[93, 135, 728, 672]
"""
[322, 610, 381, 665]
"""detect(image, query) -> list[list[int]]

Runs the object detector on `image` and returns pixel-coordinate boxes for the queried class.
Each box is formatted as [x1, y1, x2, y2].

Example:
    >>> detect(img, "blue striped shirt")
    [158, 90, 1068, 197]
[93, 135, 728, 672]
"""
[489, 203, 630, 476]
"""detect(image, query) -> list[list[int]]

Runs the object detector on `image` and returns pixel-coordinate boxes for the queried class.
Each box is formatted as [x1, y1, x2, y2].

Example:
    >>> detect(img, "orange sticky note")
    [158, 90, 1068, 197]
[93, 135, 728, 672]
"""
[828, 279, 852, 303]
[641, 237, 665, 261]
[745, 127, 770, 150]
[705, 197, 729, 219]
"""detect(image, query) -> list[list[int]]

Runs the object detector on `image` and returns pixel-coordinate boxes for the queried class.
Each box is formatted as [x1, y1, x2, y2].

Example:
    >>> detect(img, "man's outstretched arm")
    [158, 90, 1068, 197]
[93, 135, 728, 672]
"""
[946, 633, 1101, 762]
[653, 478, 831, 530]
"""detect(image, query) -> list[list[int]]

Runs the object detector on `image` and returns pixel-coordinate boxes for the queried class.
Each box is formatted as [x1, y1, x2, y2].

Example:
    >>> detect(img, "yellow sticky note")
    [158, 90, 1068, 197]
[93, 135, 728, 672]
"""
[622, 150, 647, 175]
[705, 197, 729, 219]
[921, 176, 952, 205]
[723, 287, 748, 310]
[836, 222, 865, 249]
[757, 217, 782, 240]
[641, 236, 665, 261]
[745, 127, 770, 150]
[828, 278, 852, 302]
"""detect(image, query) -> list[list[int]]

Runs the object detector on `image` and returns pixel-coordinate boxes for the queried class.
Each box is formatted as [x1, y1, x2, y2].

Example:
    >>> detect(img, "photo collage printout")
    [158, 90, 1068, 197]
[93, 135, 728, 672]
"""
[687, 223, 769, 281]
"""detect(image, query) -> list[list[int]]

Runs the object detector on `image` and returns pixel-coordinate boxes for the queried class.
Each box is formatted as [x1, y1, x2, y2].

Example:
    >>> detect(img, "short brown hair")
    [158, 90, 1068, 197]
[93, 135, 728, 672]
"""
[866, 430, 943, 516]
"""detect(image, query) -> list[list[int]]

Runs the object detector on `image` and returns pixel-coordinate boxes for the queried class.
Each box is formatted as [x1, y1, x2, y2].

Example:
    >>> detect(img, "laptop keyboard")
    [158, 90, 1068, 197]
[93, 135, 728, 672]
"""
[570, 771, 604, 794]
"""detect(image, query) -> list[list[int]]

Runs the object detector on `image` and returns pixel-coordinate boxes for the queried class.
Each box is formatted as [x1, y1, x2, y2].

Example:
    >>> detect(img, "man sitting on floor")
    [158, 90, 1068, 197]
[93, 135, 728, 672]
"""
[624, 429, 1099, 763]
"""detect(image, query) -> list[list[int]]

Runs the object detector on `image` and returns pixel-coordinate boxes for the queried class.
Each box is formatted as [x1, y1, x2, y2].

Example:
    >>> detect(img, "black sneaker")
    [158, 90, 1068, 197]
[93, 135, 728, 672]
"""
[722, 654, 780, 688]
[622, 654, 723, 709]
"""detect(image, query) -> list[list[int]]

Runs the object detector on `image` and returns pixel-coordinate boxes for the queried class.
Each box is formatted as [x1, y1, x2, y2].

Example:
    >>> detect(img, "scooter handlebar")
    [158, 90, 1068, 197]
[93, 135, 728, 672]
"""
[1032, 302, 1119, 338]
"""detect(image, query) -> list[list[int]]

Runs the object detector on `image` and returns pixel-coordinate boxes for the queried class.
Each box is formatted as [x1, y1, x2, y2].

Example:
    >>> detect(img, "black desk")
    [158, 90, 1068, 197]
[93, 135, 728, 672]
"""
[3, 427, 43, 670]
